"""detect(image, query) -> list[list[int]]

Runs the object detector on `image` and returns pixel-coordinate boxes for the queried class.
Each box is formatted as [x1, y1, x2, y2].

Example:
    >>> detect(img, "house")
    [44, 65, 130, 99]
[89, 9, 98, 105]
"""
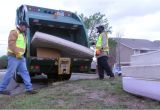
[114, 38, 160, 66]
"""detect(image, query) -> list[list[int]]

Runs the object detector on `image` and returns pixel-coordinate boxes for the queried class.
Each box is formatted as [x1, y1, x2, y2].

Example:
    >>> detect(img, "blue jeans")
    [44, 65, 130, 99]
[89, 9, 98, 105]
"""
[0, 56, 33, 91]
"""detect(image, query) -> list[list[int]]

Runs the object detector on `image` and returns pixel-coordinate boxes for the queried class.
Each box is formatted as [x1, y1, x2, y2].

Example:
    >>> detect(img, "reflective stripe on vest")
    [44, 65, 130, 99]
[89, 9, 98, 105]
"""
[8, 29, 26, 55]
[96, 32, 109, 52]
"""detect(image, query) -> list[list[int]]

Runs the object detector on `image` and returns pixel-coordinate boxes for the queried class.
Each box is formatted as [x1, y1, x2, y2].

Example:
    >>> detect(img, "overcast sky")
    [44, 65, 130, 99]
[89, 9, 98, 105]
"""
[0, 0, 160, 56]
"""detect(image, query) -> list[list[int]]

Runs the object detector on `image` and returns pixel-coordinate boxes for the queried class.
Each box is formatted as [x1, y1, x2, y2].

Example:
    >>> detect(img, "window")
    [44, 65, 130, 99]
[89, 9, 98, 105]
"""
[134, 49, 140, 54]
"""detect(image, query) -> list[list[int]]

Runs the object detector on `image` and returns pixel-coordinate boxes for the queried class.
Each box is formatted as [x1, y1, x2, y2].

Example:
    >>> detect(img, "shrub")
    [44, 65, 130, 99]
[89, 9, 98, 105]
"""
[0, 55, 7, 69]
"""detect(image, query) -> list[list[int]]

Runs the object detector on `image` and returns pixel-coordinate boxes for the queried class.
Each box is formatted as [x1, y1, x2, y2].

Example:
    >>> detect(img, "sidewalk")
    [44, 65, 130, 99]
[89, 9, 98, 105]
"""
[71, 73, 98, 80]
[0, 69, 6, 72]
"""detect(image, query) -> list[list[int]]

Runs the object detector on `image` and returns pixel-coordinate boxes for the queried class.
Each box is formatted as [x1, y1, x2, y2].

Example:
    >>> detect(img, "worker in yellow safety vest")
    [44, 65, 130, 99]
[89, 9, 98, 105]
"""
[96, 25, 114, 80]
[0, 21, 37, 95]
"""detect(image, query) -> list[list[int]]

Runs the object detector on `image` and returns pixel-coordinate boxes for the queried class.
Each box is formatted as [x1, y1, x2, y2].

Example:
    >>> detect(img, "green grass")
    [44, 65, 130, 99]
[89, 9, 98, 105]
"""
[0, 77, 160, 109]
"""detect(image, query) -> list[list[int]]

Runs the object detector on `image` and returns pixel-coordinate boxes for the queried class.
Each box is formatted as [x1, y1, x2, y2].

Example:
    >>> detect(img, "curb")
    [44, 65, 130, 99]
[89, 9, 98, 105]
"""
[0, 69, 6, 72]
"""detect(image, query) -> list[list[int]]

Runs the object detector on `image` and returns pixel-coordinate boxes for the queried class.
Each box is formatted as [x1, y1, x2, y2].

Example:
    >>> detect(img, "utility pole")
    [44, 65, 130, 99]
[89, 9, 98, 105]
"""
[116, 32, 123, 70]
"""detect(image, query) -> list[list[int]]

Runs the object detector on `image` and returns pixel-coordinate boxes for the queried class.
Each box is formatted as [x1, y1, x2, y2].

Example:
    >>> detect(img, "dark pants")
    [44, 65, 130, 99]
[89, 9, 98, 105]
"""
[97, 56, 114, 79]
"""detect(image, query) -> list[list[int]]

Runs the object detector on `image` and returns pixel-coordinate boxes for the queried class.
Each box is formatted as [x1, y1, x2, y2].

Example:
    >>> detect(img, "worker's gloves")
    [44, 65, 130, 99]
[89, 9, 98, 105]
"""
[96, 49, 102, 56]
[16, 53, 22, 59]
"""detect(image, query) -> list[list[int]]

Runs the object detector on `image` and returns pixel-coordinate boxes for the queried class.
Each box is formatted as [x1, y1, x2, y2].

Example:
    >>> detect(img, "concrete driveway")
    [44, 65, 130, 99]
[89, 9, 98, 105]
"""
[0, 70, 98, 95]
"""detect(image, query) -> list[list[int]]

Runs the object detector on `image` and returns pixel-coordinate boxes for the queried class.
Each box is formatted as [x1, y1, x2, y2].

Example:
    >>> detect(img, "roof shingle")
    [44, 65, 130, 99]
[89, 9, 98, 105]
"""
[114, 38, 160, 50]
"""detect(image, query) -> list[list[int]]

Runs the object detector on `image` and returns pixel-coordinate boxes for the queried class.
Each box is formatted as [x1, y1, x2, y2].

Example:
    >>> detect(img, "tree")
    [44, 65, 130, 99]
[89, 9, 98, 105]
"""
[79, 12, 112, 44]
[108, 38, 117, 68]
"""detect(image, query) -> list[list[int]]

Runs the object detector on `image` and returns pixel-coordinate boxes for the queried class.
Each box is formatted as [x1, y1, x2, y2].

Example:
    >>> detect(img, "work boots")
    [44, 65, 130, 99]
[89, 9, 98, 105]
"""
[25, 90, 38, 94]
[0, 90, 11, 95]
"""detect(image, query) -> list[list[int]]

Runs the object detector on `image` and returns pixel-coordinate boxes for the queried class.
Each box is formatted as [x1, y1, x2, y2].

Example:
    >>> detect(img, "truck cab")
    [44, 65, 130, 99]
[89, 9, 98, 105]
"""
[14, 5, 92, 82]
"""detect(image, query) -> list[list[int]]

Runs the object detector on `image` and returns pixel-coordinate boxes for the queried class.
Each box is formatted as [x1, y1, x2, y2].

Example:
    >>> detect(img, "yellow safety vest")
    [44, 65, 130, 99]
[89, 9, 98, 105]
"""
[96, 32, 109, 52]
[8, 29, 26, 55]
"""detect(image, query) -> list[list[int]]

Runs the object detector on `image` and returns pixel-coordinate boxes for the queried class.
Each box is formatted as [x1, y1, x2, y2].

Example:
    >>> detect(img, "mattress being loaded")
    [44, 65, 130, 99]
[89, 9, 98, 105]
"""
[31, 32, 94, 59]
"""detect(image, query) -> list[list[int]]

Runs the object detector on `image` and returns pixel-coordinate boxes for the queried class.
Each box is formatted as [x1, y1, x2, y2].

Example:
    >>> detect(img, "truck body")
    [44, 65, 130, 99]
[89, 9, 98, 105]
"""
[14, 5, 92, 82]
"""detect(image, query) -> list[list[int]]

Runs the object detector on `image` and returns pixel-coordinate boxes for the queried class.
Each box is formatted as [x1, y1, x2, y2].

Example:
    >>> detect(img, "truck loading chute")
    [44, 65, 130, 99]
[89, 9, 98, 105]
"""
[31, 32, 94, 59]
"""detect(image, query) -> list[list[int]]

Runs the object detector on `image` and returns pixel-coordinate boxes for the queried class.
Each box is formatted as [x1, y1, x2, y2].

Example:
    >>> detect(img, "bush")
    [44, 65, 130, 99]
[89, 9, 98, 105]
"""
[0, 55, 7, 69]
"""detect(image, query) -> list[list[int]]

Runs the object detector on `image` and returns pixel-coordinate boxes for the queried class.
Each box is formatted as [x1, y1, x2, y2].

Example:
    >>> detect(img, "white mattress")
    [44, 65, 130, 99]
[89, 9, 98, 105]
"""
[31, 32, 94, 58]
[123, 77, 160, 101]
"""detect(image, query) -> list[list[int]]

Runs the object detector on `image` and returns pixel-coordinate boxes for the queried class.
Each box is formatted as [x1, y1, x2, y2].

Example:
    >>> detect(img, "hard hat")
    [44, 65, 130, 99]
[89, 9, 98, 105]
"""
[96, 25, 104, 31]
[96, 25, 104, 33]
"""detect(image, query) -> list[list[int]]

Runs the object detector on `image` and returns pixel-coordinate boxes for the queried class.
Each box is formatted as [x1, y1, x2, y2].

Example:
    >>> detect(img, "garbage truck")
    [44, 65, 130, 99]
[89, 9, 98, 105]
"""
[14, 5, 93, 82]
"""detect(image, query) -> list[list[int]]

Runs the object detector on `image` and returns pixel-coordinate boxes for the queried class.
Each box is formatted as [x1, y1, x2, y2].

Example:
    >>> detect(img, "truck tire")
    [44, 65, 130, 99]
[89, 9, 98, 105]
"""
[63, 74, 71, 80]
[58, 74, 71, 81]
[47, 73, 58, 81]
[14, 72, 23, 83]
[47, 73, 71, 81]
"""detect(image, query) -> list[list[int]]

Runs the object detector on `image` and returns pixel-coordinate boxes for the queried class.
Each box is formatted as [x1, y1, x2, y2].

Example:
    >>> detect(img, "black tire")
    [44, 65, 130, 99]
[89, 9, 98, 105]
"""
[63, 74, 71, 80]
[58, 73, 72, 81]
[90, 69, 96, 74]
[14, 72, 23, 83]
[47, 72, 58, 82]
[47, 73, 72, 81]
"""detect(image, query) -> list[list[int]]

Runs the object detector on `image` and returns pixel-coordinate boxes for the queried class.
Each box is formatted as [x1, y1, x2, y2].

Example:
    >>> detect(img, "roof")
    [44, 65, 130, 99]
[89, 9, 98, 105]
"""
[114, 38, 160, 50]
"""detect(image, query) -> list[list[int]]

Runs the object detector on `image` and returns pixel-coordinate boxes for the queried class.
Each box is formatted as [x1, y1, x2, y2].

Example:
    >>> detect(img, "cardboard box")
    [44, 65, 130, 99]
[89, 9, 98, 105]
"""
[37, 47, 60, 59]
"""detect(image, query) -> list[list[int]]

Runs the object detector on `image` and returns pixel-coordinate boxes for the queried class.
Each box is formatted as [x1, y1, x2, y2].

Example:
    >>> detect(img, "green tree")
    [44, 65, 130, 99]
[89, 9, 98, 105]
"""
[108, 38, 117, 67]
[79, 12, 112, 44]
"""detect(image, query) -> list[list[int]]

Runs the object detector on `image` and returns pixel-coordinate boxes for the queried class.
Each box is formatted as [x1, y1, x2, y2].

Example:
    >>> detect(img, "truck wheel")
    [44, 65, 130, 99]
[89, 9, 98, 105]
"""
[47, 73, 58, 82]
[14, 72, 23, 83]
[63, 74, 71, 80]
[58, 74, 71, 81]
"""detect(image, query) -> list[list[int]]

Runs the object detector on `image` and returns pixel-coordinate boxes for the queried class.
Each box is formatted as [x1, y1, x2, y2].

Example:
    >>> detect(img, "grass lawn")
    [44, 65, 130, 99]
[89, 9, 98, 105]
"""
[0, 77, 160, 109]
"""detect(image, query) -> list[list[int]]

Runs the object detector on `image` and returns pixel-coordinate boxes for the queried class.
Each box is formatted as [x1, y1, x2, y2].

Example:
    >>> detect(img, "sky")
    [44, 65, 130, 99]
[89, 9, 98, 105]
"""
[0, 0, 160, 56]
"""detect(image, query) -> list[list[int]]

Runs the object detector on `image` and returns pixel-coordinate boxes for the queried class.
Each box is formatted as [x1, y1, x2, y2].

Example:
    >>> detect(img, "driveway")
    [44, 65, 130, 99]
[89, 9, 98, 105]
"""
[0, 70, 98, 95]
